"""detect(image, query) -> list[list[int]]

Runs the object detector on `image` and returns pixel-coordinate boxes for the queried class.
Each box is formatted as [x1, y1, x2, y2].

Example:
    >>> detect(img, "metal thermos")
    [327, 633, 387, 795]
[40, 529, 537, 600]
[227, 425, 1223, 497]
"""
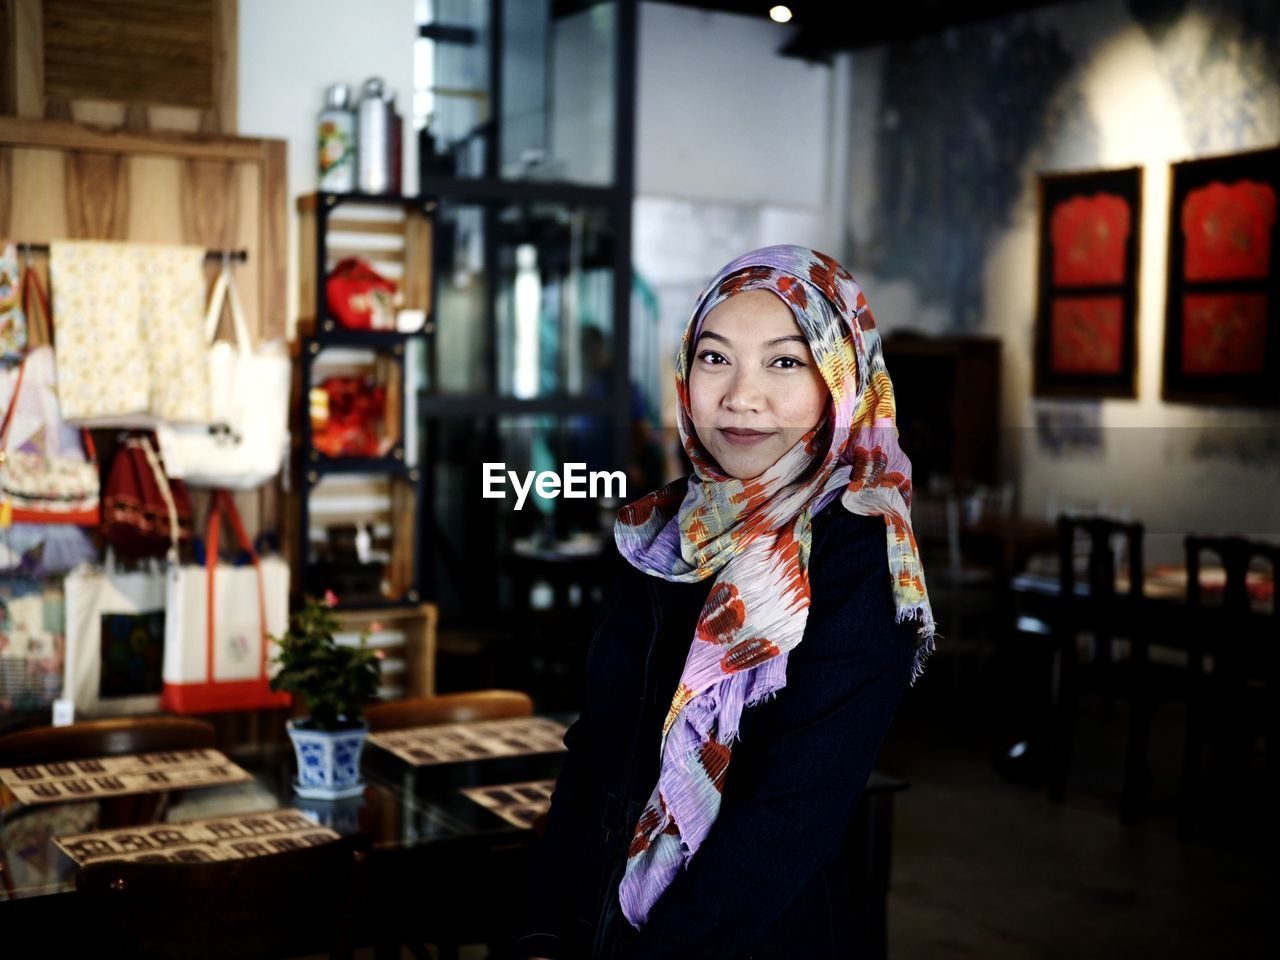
[356, 78, 392, 194]
[317, 83, 355, 192]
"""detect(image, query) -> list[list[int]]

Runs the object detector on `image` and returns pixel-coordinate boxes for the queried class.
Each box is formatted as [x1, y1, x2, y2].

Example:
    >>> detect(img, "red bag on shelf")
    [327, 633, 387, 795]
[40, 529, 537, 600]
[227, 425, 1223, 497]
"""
[310, 376, 388, 457]
[324, 258, 399, 330]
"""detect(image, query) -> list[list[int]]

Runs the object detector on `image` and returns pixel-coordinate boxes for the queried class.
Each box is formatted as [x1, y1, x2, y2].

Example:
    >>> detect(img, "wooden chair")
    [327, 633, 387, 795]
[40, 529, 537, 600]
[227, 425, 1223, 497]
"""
[363, 690, 535, 960]
[1048, 515, 1156, 820]
[76, 833, 370, 960]
[364, 689, 533, 732]
[1180, 535, 1278, 837]
[0, 716, 216, 767]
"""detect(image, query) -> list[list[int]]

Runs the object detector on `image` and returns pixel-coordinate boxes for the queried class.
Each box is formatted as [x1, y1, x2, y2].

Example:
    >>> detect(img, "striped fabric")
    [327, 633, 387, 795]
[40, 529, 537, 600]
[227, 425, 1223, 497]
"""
[613, 245, 935, 928]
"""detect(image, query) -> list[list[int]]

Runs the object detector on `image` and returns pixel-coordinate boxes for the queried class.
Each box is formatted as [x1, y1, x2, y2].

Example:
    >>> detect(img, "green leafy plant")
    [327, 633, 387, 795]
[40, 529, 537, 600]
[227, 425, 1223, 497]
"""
[270, 591, 382, 731]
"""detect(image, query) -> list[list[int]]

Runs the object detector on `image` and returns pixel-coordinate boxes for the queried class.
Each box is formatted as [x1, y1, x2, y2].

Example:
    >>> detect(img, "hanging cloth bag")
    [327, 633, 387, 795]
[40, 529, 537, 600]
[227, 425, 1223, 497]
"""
[155, 267, 291, 489]
[161, 489, 290, 713]
[100, 433, 193, 559]
[0, 242, 28, 361]
[0, 266, 100, 526]
[63, 552, 168, 717]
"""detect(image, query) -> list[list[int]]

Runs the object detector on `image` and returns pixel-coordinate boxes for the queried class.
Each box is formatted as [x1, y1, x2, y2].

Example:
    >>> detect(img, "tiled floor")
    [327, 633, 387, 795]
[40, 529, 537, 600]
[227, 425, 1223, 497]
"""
[876, 657, 1269, 959]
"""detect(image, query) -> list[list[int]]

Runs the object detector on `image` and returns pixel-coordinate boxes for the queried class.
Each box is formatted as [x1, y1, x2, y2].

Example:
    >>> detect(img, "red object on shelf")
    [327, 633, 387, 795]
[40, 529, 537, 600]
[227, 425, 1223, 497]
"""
[311, 376, 388, 457]
[325, 258, 399, 330]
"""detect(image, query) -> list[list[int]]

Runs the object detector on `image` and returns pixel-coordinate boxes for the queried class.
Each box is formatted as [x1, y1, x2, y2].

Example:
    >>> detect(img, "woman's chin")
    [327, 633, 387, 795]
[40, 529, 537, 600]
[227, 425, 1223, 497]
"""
[711, 448, 777, 481]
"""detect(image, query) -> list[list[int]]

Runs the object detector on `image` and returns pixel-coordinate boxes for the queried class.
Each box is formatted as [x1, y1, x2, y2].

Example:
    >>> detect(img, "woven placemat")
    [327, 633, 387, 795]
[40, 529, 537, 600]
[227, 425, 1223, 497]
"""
[368, 716, 567, 767]
[0, 749, 253, 806]
[55, 808, 339, 865]
[460, 779, 556, 829]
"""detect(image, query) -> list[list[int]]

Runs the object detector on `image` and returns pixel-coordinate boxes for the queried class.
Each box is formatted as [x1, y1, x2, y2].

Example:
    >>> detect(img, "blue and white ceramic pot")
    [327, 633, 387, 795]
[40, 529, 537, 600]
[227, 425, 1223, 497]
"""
[286, 718, 368, 800]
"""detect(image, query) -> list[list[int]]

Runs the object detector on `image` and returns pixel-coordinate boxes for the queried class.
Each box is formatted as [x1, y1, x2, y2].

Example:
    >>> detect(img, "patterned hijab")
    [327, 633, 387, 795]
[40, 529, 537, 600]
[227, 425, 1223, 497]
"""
[612, 244, 935, 928]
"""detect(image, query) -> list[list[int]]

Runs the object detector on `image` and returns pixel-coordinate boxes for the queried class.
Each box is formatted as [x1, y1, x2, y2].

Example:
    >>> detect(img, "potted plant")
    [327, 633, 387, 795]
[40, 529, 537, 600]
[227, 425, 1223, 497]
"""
[270, 591, 382, 799]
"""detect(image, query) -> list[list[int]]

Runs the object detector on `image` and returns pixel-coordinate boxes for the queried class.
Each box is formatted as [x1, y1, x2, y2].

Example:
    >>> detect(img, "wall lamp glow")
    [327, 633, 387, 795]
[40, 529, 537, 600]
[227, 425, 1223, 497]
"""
[769, 5, 793, 24]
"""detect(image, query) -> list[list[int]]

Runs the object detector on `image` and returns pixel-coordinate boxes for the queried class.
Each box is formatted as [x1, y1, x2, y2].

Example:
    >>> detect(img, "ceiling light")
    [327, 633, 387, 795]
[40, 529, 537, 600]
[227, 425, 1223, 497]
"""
[769, 5, 793, 24]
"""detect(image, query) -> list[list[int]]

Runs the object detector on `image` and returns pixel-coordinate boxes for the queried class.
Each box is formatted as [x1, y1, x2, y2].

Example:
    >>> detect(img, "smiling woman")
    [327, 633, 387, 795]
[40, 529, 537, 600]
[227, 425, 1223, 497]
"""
[518, 244, 935, 960]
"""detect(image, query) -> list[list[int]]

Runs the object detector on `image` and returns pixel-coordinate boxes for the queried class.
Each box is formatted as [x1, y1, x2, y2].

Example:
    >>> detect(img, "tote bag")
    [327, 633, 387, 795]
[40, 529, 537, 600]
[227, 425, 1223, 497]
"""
[100, 433, 193, 560]
[161, 490, 290, 713]
[156, 268, 290, 490]
[63, 555, 168, 717]
[0, 267, 100, 526]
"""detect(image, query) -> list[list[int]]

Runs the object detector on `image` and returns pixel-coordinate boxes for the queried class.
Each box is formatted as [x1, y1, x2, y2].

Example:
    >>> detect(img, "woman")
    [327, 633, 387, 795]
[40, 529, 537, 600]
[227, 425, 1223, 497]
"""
[517, 245, 935, 960]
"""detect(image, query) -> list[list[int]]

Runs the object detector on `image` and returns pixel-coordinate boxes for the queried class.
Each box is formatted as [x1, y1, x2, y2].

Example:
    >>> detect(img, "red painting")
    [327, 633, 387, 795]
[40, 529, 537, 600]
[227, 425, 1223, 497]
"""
[1180, 293, 1268, 375]
[1050, 193, 1131, 286]
[1050, 297, 1125, 374]
[1182, 180, 1276, 281]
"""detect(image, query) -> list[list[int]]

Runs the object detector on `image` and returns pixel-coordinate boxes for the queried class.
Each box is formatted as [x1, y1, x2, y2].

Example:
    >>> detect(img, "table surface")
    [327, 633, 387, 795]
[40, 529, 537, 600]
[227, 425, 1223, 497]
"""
[1011, 563, 1274, 610]
[0, 717, 907, 903]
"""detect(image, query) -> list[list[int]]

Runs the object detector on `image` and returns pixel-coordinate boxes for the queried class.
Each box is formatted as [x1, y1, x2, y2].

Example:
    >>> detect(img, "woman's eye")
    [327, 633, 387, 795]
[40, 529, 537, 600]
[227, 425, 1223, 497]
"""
[697, 350, 727, 365]
[772, 356, 805, 369]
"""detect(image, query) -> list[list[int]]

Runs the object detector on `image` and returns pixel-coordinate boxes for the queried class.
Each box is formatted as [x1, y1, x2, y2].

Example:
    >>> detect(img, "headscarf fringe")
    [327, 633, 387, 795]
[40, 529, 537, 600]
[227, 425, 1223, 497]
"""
[897, 604, 937, 685]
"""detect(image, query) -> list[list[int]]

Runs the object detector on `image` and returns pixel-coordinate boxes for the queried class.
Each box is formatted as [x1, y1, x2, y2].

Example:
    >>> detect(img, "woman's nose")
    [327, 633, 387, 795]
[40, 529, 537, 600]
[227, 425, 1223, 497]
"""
[723, 368, 764, 412]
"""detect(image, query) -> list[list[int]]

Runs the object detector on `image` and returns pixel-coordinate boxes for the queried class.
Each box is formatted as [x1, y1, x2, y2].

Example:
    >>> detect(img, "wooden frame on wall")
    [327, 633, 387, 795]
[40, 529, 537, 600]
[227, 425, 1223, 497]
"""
[1033, 167, 1143, 399]
[0, 115, 285, 340]
[1161, 146, 1280, 407]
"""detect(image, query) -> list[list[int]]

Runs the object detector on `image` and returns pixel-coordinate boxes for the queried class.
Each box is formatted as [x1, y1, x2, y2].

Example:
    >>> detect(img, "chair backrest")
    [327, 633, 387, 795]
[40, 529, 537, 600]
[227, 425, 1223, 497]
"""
[1057, 514, 1145, 613]
[0, 716, 216, 767]
[75, 833, 369, 960]
[1184, 535, 1280, 621]
[363, 689, 534, 732]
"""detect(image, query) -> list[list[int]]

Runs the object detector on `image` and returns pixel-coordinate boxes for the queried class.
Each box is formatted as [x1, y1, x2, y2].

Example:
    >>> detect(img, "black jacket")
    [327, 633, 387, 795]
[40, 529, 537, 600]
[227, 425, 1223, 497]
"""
[517, 500, 917, 960]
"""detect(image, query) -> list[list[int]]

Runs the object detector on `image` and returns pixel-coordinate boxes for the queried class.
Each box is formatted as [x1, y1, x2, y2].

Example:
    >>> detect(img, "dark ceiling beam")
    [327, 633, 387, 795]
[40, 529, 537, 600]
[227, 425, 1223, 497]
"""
[649, 0, 1085, 58]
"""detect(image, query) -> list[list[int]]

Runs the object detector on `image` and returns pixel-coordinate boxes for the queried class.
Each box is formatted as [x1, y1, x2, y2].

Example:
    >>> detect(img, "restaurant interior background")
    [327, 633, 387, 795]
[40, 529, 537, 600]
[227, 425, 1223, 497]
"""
[0, 0, 1275, 956]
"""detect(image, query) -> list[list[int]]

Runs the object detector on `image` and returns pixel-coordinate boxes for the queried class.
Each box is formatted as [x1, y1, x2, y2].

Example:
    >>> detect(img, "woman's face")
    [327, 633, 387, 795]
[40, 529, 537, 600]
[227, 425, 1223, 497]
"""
[689, 289, 830, 481]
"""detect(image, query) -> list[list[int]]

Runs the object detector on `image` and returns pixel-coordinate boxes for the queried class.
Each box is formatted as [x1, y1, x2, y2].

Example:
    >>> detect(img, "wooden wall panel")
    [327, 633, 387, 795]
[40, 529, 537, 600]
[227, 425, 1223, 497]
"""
[125, 155, 183, 242]
[64, 151, 129, 239]
[43, 0, 216, 108]
[3, 0, 236, 134]
[181, 158, 237, 248]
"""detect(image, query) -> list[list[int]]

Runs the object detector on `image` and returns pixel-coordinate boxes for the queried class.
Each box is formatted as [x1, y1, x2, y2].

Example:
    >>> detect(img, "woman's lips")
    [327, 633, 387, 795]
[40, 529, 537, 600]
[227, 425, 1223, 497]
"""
[718, 427, 775, 446]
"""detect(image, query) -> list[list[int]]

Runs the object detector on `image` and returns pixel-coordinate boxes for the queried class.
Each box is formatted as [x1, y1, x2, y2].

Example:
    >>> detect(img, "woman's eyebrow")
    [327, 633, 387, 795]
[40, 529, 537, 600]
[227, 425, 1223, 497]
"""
[696, 332, 809, 348]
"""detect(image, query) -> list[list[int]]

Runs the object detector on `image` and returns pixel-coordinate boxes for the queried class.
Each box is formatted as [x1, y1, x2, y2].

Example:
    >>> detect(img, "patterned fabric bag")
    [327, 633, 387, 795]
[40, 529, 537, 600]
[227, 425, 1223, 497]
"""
[0, 266, 100, 526]
[0, 242, 27, 361]
[100, 433, 193, 560]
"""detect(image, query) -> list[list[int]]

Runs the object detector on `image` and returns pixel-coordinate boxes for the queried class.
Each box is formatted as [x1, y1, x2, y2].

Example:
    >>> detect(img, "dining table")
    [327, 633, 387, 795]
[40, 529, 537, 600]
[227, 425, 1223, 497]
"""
[999, 561, 1274, 793]
[0, 714, 909, 956]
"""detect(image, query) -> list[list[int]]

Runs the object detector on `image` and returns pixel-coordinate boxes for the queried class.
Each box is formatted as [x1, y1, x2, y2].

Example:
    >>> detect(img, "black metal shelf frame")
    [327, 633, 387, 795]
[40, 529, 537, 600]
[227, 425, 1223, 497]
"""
[297, 1, 637, 615]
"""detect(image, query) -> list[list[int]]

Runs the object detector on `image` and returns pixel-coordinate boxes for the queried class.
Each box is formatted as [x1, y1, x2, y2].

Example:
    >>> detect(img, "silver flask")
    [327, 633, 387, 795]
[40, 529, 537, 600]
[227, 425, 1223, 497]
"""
[356, 77, 391, 194]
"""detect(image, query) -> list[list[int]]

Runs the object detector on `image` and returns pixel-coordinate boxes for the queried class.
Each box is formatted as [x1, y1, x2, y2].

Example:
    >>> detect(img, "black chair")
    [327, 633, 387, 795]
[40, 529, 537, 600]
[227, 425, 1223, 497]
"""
[1180, 535, 1278, 837]
[75, 833, 370, 960]
[0, 716, 216, 767]
[1047, 515, 1155, 820]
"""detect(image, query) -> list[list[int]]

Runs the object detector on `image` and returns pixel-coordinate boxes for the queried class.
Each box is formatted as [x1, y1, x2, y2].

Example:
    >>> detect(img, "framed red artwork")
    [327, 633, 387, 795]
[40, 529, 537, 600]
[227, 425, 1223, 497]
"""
[1034, 168, 1142, 397]
[1163, 146, 1279, 406]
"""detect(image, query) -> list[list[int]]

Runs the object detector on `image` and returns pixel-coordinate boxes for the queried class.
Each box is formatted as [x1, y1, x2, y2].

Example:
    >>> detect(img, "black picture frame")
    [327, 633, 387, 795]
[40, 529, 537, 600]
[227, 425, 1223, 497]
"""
[1033, 167, 1142, 399]
[1162, 146, 1280, 407]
